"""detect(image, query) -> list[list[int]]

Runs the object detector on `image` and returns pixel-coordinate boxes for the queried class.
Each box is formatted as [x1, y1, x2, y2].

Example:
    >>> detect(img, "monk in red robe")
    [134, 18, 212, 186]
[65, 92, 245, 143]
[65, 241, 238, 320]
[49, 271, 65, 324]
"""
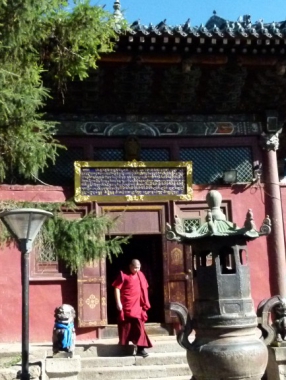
[112, 259, 152, 357]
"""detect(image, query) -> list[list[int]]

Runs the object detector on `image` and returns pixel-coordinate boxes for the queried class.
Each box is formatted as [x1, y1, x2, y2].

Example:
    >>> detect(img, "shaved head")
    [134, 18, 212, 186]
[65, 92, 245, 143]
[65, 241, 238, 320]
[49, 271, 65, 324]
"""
[130, 259, 141, 274]
[131, 259, 140, 267]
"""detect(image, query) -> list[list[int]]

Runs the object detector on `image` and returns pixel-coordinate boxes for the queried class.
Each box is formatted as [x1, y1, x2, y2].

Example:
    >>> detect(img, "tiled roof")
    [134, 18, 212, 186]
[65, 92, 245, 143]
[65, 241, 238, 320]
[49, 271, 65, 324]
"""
[128, 15, 286, 39]
[114, 1, 286, 40]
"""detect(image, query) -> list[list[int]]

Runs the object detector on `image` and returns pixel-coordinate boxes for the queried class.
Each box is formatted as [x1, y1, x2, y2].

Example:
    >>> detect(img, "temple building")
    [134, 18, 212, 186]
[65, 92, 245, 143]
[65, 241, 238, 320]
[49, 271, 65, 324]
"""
[1, 1, 286, 342]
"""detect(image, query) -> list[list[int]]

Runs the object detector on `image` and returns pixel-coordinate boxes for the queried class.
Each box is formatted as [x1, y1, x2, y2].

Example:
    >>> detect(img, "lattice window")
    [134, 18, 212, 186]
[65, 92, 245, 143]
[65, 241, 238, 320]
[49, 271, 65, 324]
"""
[180, 147, 253, 184]
[38, 249, 57, 263]
[36, 145, 253, 186]
[94, 148, 124, 161]
[35, 230, 57, 263]
[141, 148, 170, 161]
[30, 230, 68, 280]
[183, 218, 201, 232]
[39, 147, 84, 186]
[93, 148, 170, 161]
[30, 210, 88, 281]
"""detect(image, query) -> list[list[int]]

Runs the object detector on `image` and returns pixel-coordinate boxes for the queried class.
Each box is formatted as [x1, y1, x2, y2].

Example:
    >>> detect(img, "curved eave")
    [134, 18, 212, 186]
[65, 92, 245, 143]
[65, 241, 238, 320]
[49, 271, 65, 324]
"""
[171, 224, 273, 245]
[111, 15, 286, 58]
[174, 229, 262, 243]
[114, 27, 286, 58]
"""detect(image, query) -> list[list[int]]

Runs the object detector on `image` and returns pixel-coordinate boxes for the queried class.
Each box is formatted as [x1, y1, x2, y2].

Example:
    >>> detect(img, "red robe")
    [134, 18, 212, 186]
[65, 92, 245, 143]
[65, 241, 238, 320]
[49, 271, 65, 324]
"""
[112, 270, 152, 348]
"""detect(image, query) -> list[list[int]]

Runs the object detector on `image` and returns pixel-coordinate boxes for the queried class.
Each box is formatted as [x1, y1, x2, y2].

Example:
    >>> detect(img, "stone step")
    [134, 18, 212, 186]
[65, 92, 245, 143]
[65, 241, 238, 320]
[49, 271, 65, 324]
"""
[81, 352, 188, 368]
[0, 336, 187, 361]
[79, 363, 192, 380]
[100, 324, 172, 339]
[70, 336, 185, 357]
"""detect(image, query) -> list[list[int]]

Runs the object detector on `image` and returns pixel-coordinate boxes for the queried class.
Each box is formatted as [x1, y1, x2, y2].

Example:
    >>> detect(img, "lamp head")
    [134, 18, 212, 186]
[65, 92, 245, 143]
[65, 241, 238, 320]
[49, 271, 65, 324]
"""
[222, 170, 237, 185]
[0, 208, 53, 252]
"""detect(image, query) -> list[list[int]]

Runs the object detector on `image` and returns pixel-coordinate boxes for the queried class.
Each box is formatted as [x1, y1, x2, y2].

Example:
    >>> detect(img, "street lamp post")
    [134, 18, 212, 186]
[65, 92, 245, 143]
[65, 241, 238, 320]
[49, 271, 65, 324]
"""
[0, 209, 53, 380]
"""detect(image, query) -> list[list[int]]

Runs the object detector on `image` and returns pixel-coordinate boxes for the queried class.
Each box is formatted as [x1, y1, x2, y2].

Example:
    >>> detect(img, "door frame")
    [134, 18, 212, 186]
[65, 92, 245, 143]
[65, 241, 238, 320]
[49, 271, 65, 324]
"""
[99, 203, 168, 324]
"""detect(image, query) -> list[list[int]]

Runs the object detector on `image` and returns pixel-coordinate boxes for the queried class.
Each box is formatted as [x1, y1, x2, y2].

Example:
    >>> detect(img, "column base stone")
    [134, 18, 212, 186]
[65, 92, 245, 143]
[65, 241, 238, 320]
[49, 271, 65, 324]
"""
[266, 346, 286, 380]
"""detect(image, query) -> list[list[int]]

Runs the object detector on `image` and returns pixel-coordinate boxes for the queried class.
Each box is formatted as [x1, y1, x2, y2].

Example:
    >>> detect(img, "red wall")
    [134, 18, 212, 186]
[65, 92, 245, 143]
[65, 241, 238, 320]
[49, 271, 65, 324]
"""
[0, 185, 98, 342]
[0, 184, 272, 342]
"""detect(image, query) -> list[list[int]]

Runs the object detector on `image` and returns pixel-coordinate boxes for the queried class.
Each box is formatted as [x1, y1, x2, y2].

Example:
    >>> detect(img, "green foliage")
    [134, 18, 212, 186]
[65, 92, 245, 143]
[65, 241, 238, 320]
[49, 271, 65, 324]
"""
[0, 64, 62, 180]
[41, 0, 127, 88]
[0, 200, 130, 272]
[0, 0, 127, 181]
[42, 212, 130, 272]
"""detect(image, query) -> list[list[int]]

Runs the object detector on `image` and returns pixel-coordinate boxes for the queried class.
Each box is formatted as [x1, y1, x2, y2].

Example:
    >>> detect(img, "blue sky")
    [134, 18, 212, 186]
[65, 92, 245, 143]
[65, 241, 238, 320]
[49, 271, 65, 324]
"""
[99, 0, 286, 27]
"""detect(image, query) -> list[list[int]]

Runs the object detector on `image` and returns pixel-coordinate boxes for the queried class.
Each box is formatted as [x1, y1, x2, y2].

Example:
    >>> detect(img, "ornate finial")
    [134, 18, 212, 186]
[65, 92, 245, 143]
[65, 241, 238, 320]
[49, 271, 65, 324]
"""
[213, 10, 217, 15]
[260, 215, 271, 235]
[260, 131, 282, 151]
[113, 0, 123, 21]
[206, 190, 226, 221]
[244, 209, 257, 231]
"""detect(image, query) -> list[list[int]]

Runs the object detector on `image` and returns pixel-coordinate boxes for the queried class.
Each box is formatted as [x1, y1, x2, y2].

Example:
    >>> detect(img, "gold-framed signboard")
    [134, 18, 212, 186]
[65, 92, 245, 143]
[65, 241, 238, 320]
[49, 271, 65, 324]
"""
[74, 160, 193, 202]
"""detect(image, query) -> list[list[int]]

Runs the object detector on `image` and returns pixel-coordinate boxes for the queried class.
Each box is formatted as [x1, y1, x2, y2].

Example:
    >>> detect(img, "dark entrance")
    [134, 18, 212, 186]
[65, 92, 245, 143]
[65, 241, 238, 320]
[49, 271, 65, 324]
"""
[106, 234, 164, 324]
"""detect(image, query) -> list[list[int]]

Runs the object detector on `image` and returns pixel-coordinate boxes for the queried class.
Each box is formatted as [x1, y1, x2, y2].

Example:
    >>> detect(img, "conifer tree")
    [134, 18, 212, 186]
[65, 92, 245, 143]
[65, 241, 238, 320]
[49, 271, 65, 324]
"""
[0, 0, 126, 181]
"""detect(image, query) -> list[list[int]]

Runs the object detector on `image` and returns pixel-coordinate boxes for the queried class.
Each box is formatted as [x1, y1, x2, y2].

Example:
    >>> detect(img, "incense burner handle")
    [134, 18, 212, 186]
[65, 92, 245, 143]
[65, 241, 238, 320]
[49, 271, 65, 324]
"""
[257, 295, 286, 346]
[166, 302, 193, 350]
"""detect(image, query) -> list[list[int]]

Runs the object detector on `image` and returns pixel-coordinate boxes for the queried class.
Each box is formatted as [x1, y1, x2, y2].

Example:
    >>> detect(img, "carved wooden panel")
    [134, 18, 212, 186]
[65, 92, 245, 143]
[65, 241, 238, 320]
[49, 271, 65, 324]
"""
[77, 258, 107, 327]
[100, 205, 166, 234]
[164, 240, 193, 323]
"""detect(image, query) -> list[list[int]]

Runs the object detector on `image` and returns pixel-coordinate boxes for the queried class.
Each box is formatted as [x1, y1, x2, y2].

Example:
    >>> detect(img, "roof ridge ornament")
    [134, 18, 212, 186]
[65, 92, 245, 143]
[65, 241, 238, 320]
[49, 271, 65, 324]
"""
[270, 21, 283, 37]
[182, 19, 200, 36]
[255, 18, 272, 38]
[198, 23, 212, 37]
[130, 19, 150, 35]
[156, 19, 174, 35]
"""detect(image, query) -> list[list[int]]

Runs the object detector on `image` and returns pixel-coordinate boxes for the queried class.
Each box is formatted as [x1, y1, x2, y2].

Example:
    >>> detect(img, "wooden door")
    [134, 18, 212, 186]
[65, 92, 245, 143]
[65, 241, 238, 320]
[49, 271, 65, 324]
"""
[51, 206, 107, 327]
[77, 258, 107, 327]
[164, 239, 193, 322]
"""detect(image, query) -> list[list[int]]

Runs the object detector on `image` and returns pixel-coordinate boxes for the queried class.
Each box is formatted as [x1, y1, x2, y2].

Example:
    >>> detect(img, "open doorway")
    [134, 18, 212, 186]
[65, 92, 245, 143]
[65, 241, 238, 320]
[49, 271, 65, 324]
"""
[106, 234, 164, 324]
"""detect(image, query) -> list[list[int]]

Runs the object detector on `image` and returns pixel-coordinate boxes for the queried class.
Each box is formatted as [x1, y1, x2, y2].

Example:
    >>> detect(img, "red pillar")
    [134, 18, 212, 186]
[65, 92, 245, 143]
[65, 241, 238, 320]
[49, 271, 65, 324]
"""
[262, 133, 286, 297]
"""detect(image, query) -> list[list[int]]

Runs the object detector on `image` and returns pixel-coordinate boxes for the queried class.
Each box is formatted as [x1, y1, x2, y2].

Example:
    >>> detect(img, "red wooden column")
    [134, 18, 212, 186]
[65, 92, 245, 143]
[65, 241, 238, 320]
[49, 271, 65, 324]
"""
[262, 132, 286, 297]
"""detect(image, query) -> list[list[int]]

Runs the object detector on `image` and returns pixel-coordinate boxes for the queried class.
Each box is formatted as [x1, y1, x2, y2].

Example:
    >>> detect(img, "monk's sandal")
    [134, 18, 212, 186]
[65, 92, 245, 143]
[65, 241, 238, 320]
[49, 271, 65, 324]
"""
[136, 348, 149, 358]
